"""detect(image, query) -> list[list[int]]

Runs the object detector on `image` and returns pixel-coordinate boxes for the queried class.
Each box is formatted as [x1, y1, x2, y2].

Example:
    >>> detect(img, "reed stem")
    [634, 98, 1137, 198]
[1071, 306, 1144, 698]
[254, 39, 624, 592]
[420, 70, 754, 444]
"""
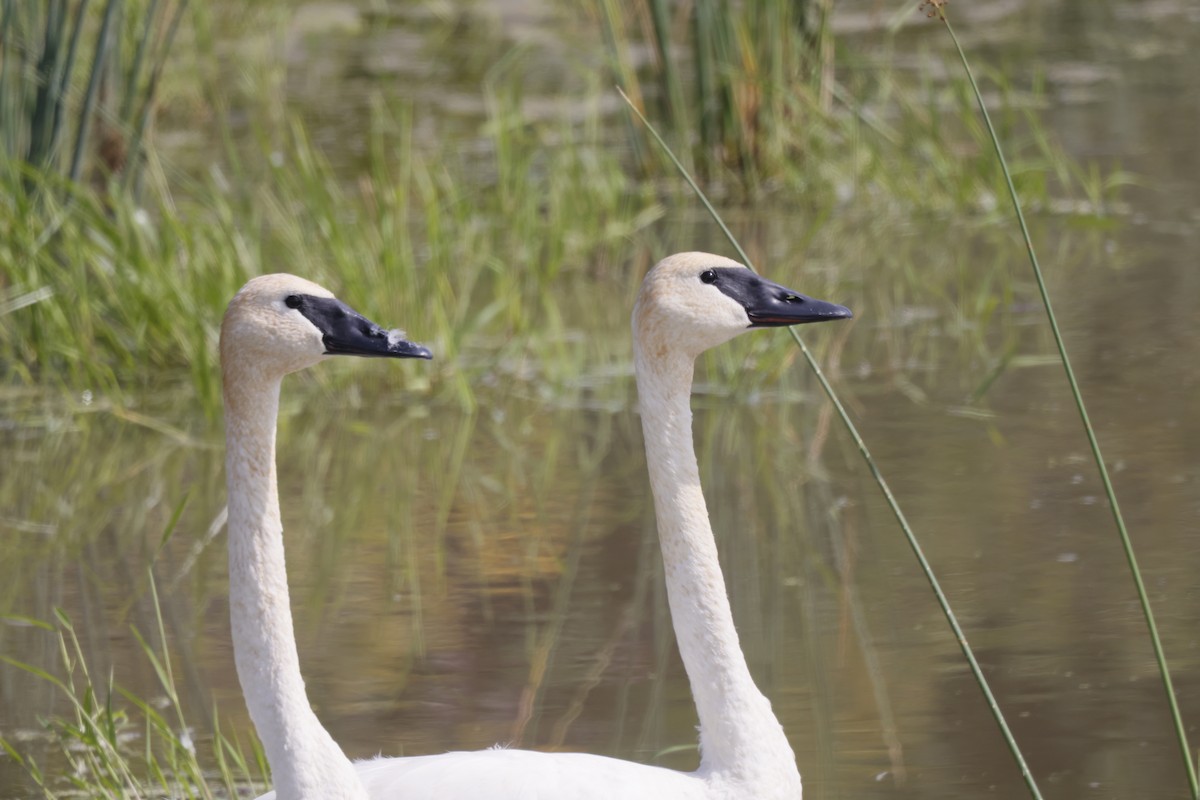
[934, 10, 1198, 797]
[618, 86, 1045, 800]
[68, 0, 119, 184]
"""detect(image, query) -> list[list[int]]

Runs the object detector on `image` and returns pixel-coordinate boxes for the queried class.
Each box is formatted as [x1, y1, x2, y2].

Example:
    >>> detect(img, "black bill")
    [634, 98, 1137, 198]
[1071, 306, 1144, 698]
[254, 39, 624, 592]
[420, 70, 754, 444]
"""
[288, 294, 433, 359]
[707, 267, 852, 327]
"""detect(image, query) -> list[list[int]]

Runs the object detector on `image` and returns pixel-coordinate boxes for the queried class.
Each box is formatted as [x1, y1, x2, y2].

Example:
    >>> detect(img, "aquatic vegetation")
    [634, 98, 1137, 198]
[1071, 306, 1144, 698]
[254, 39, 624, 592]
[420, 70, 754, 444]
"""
[0, 593, 266, 799]
[596, 0, 831, 177]
[0, 54, 1100, 413]
[0, 0, 187, 194]
[0, 94, 658, 412]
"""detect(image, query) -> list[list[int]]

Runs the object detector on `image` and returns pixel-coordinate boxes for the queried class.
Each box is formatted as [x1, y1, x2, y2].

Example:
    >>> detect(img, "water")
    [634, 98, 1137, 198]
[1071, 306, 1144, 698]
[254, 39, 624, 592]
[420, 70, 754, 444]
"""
[3, 0, 1200, 797]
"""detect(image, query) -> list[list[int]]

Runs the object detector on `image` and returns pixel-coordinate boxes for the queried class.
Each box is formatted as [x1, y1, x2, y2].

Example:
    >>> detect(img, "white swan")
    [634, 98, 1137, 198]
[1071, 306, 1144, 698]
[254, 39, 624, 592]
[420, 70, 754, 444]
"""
[221, 274, 431, 800]
[221, 257, 851, 800]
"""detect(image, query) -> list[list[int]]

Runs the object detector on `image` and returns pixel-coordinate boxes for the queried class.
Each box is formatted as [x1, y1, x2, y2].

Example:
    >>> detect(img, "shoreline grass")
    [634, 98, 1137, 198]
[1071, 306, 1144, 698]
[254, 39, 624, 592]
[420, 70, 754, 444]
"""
[0, 595, 267, 799]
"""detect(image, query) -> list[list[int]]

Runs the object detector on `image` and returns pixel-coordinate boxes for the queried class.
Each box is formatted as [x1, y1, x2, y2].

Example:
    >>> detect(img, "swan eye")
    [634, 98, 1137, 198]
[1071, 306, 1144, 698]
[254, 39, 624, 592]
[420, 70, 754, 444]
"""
[285, 295, 303, 309]
[700, 270, 718, 284]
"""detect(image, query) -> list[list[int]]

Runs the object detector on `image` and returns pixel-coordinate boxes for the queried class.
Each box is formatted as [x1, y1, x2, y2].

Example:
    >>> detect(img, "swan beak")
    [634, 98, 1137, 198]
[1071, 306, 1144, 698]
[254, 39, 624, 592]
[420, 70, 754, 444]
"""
[747, 290, 852, 328]
[711, 268, 853, 327]
[294, 295, 434, 359]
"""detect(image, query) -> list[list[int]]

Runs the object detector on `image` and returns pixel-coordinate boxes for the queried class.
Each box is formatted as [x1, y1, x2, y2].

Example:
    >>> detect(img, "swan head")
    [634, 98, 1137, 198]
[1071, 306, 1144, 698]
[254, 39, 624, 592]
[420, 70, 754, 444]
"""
[220, 274, 432, 378]
[633, 252, 852, 360]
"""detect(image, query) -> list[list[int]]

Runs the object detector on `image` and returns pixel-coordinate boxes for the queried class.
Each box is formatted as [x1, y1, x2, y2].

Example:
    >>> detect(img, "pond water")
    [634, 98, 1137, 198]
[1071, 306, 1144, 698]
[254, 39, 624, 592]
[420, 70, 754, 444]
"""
[3, 1, 1200, 798]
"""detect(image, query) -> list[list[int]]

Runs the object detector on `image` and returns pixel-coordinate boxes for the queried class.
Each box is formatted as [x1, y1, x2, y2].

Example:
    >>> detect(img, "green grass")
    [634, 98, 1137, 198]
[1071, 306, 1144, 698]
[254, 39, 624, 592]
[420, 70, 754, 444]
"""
[0, 87, 659, 412]
[597, 0, 830, 179]
[0, 40, 1106, 413]
[1, 589, 266, 799]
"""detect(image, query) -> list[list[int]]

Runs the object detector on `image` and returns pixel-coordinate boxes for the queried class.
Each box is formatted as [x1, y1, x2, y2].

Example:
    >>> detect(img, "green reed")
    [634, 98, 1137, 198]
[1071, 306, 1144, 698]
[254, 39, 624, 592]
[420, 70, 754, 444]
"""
[619, 87, 1047, 800]
[0, 0, 188, 195]
[597, 0, 829, 178]
[923, 3, 1197, 795]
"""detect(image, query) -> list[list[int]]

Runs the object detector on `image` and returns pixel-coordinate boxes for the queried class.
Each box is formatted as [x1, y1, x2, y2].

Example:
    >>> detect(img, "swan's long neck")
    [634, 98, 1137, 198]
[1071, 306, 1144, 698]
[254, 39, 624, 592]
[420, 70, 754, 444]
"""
[223, 369, 367, 800]
[634, 345, 799, 791]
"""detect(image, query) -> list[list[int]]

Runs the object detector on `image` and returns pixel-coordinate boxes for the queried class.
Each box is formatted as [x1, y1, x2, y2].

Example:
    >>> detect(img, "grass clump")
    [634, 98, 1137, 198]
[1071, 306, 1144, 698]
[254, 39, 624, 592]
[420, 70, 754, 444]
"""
[0, 2, 1113, 412]
[590, 0, 1109, 218]
[597, 0, 831, 178]
[1, 597, 265, 798]
[0, 83, 657, 412]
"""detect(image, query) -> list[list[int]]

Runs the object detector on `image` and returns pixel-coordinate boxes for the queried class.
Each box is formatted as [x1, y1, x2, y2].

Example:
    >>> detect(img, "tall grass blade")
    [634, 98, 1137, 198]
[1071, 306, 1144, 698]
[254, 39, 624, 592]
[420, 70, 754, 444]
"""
[596, 0, 648, 169]
[68, 0, 119, 184]
[931, 7, 1198, 797]
[49, 0, 91, 168]
[692, 0, 716, 155]
[25, 0, 67, 171]
[119, 0, 158, 123]
[155, 491, 191, 555]
[648, 0, 687, 136]
[0, 2, 13, 156]
[0, 654, 73, 693]
[618, 85, 1046, 800]
[123, 0, 187, 192]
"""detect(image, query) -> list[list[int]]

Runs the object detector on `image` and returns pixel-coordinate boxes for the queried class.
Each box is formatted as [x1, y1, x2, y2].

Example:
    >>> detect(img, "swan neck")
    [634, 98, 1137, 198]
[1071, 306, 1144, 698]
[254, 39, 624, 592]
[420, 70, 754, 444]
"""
[633, 344, 798, 787]
[223, 368, 366, 799]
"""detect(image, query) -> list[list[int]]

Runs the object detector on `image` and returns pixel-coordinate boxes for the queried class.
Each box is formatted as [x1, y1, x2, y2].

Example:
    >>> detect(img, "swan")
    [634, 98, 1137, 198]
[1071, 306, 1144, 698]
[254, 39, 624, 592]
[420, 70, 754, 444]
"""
[220, 257, 851, 800]
[221, 274, 431, 800]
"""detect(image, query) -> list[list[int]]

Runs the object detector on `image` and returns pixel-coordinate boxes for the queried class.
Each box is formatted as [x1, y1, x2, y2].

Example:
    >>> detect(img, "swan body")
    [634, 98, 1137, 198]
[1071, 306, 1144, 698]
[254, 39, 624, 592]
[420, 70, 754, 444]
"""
[261, 750, 708, 800]
[221, 258, 850, 800]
